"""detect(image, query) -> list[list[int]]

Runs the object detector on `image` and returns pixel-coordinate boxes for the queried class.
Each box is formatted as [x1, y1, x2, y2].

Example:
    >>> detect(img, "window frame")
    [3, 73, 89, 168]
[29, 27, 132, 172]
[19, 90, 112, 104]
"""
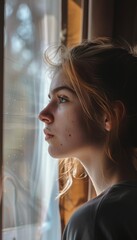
[0, 0, 4, 239]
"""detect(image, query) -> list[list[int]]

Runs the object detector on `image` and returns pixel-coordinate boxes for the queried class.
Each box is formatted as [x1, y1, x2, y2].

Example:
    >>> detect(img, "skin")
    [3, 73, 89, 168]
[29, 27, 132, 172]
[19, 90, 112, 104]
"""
[39, 69, 93, 159]
[39, 69, 137, 195]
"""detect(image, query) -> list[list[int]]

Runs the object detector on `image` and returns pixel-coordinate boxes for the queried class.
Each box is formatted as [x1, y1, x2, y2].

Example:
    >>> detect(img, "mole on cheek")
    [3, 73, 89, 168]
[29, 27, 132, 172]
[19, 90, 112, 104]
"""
[69, 134, 71, 137]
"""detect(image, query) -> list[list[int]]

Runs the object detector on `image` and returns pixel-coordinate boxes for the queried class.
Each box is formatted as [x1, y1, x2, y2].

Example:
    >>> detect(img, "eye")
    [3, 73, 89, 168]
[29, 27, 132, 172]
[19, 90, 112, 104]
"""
[48, 97, 51, 103]
[48, 94, 51, 102]
[58, 96, 68, 103]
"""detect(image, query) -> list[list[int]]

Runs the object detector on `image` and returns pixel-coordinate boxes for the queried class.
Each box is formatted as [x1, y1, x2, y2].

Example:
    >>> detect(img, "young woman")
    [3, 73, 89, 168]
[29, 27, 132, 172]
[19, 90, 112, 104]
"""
[39, 39, 137, 240]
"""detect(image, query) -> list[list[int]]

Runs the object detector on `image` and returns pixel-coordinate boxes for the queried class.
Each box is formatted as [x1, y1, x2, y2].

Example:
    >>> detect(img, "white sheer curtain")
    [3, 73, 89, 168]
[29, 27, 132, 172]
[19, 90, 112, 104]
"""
[31, 1, 62, 239]
[3, 0, 61, 239]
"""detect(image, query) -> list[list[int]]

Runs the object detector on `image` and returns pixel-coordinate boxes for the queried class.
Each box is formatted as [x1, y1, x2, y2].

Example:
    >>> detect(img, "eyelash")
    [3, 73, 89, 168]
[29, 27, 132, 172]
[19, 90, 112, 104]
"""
[58, 96, 68, 103]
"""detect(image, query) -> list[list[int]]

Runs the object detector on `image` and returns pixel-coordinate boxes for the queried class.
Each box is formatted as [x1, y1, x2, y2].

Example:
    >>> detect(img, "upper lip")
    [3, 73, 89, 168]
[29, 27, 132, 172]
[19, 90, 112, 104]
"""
[43, 128, 54, 136]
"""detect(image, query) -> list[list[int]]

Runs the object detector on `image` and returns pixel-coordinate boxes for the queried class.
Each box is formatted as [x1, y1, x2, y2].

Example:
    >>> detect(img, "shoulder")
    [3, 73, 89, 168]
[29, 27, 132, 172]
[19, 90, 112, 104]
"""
[62, 191, 107, 240]
[96, 181, 137, 224]
[93, 182, 137, 239]
[62, 181, 137, 240]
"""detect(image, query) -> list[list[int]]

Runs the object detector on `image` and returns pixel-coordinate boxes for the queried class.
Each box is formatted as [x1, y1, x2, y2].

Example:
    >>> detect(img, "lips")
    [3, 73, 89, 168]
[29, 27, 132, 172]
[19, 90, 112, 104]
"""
[43, 128, 54, 141]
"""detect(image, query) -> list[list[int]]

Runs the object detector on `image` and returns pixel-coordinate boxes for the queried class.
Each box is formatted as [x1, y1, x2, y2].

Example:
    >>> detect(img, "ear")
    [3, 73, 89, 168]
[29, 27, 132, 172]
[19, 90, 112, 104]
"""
[104, 114, 112, 132]
[104, 100, 126, 132]
[112, 100, 126, 122]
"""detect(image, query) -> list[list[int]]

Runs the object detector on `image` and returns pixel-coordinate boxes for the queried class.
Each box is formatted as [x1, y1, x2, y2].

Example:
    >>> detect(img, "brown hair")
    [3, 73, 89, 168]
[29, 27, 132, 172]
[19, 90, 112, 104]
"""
[44, 38, 137, 195]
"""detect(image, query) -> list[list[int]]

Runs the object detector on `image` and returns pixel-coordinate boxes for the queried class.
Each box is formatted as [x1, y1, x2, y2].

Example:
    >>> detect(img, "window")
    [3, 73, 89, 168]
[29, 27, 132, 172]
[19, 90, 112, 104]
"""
[3, 0, 61, 239]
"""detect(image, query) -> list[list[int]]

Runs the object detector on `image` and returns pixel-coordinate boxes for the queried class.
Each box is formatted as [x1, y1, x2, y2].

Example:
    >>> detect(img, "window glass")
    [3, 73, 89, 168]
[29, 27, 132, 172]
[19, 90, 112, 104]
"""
[3, 0, 61, 239]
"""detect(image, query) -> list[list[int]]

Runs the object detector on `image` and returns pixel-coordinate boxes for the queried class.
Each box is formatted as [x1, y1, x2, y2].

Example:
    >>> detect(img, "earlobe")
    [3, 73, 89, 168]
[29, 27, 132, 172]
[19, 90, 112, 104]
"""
[104, 115, 112, 132]
[104, 100, 126, 132]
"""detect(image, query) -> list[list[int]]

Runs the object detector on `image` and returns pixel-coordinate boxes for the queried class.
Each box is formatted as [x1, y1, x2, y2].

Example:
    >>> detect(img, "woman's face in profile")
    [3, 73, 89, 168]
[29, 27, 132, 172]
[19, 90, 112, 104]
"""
[39, 69, 93, 159]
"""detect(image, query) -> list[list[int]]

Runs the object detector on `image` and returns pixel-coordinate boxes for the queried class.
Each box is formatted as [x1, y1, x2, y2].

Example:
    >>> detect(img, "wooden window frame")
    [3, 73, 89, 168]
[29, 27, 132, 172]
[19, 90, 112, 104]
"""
[0, 0, 4, 239]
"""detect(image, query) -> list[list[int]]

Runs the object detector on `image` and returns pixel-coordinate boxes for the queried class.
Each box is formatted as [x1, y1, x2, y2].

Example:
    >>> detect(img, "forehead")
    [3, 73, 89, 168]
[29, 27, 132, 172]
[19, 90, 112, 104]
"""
[49, 69, 72, 92]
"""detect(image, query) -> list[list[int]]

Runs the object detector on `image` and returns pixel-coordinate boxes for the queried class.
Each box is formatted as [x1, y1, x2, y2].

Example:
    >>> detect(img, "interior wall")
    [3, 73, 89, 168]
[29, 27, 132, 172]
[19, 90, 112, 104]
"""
[67, 0, 83, 45]
[88, 0, 137, 46]
[88, 0, 115, 40]
[114, 0, 137, 45]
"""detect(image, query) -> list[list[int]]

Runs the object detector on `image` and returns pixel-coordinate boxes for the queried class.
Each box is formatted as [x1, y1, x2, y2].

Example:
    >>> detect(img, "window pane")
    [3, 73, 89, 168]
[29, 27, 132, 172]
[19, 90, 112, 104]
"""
[3, 0, 61, 239]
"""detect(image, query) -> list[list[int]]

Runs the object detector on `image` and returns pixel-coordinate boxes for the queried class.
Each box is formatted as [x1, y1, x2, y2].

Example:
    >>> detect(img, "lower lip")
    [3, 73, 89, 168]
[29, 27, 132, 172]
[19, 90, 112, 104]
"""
[45, 134, 54, 141]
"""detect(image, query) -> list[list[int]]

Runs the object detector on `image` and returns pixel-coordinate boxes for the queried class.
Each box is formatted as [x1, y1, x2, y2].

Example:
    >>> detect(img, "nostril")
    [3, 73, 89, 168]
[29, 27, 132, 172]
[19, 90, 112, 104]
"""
[38, 108, 48, 122]
[38, 111, 53, 124]
[44, 114, 54, 124]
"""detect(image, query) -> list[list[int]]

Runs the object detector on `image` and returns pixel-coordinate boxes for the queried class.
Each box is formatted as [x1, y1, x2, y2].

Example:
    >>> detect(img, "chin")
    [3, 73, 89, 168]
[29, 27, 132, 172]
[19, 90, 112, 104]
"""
[48, 147, 65, 159]
[48, 146, 75, 159]
[48, 152, 60, 159]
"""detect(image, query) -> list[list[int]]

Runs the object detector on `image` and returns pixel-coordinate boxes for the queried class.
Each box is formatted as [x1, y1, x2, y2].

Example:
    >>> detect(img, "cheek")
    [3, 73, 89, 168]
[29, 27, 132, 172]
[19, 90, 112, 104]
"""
[56, 106, 90, 143]
[63, 117, 89, 142]
[65, 123, 74, 137]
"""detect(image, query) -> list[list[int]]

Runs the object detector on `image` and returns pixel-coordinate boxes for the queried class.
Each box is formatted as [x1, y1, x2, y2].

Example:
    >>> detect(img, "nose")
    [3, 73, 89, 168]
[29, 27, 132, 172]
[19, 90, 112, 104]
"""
[38, 106, 54, 124]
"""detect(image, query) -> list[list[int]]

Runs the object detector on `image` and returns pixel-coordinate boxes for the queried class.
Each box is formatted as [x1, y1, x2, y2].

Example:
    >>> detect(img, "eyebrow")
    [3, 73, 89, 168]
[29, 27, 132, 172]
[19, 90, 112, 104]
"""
[48, 86, 75, 98]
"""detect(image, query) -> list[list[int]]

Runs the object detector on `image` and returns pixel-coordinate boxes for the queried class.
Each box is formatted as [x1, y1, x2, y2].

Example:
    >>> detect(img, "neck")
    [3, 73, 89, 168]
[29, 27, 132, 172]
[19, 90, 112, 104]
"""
[79, 148, 137, 196]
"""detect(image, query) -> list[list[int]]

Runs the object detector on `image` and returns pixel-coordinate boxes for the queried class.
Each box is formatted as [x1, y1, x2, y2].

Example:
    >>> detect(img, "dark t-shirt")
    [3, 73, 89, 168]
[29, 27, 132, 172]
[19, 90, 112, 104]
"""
[62, 181, 137, 240]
